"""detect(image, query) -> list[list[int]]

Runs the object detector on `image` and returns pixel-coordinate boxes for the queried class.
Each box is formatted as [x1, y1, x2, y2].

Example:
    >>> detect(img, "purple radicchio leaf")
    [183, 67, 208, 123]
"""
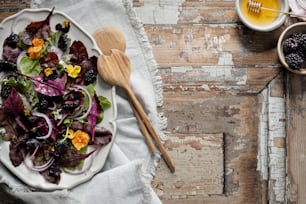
[20, 8, 54, 45]
[58, 147, 95, 167]
[3, 88, 24, 117]
[9, 138, 27, 167]
[88, 94, 101, 141]
[69, 41, 88, 65]
[93, 126, 112, 145]
[28, 74, 67, 96]
[2, 45, 21, 63]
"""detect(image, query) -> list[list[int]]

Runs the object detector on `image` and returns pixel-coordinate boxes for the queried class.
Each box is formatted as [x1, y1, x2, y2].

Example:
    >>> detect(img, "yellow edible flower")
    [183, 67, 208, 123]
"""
[63, 21, 70, 28]
[66, 64, 81, 78]
[24, 109, 30, 116]
[69, 129, 90, 151]
[28, 38, 44, 59]
[44, 67, 53, 77]
[67, 129, 75, 139]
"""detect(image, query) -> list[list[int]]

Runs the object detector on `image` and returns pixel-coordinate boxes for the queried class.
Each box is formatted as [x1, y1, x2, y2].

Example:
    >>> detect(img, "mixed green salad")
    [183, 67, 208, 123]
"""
[0, 9, 112, 184]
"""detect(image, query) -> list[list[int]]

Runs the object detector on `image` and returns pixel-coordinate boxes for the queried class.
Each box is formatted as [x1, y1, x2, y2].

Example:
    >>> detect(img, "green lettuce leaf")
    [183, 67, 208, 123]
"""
[19, 56, 41, 76]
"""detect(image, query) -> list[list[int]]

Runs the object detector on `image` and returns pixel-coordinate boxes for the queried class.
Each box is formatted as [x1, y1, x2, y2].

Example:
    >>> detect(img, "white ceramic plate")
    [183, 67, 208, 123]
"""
[0, 8, 117, 190]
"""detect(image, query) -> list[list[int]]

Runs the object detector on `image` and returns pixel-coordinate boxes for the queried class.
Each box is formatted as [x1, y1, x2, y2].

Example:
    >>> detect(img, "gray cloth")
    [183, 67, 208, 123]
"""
[0, 0, 165, 203]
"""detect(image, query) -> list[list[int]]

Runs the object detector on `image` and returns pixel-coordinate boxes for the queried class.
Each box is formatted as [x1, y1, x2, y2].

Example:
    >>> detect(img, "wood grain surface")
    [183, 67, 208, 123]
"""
[1, 1, 305, 203]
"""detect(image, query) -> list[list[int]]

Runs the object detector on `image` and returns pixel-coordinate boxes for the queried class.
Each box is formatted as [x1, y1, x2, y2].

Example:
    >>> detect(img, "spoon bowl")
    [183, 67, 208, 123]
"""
[93, 26, 126, 55]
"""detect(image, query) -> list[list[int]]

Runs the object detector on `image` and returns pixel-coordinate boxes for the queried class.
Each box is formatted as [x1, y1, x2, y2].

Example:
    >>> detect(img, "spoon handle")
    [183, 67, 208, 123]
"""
[129, 99, 156, 153]
[125, 86, 175, 173]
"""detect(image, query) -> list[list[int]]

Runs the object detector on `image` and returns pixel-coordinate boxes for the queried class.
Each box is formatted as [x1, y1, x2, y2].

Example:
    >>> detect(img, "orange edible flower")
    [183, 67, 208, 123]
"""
[69, 130, 90, 151]
[28, 38, 44, 59]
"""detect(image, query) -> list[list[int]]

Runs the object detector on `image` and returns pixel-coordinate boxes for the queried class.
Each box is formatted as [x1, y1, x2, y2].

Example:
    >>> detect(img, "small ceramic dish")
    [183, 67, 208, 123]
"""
[235, 0, 289, 32]
[277, 22, 306, 75]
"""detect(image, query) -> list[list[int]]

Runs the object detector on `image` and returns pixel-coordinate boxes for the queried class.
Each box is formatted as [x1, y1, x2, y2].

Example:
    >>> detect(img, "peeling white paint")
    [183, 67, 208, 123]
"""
[234, 138, 247, 151]
[218, 52, 234, 66]
[257, 85, 286, 202]
[171, 66, 193, 73]
[201, 84, 210, 91]
[134, 0, 185, 24]
[200, 66, 247, 84]
[204, 34, 230, 52]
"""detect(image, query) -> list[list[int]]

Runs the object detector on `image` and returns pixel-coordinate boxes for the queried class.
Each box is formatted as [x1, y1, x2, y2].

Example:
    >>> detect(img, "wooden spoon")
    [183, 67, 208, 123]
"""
[93, 26, 126, 55]
[93, 27, 156, 154]
[97, 48, 175, 173]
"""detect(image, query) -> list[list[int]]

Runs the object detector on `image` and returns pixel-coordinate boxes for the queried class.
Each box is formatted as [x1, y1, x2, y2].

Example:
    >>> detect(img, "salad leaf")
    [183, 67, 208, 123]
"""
[69, 41, 88, 65]
[0, 112, 17, 141]
[3, 88, 24, 117]
[98, 95, 111, 110]
[19, 56, 41, 76]
[29, 74, 67, 96]
[40, 52, 59, 68]
[88, 95, 100, 141]
[2, 46, 21, 63]
[21, 8, 53, 45]
[9, 138, 27, 167]
[59, 147, 95, 167]
[4, 76, 38, 107]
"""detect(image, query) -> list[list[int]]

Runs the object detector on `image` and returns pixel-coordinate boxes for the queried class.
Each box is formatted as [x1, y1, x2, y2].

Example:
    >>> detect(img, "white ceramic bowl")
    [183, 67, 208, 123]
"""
[235, 0, 289, 32]
[277, 22, 306, 74]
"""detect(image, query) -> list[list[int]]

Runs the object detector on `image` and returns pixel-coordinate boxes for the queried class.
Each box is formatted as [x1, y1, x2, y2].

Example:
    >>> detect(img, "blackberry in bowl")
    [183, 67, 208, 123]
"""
[277, 22, 306, 74]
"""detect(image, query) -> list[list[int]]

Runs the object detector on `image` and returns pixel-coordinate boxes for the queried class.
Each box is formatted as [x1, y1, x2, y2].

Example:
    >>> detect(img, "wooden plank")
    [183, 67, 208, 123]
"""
[179, 1, 238, 24]
[0, 0, 30, 21]
[153, 133, 224, 199]
[144, 24, 280, 68]
[257, 73, 286, 203]
[160, 66, 280, 94]
[286, 72, 306, 203]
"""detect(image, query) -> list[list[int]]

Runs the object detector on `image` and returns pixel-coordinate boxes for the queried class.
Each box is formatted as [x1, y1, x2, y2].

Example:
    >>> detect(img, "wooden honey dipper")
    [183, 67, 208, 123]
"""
[247, 0, 306, 18]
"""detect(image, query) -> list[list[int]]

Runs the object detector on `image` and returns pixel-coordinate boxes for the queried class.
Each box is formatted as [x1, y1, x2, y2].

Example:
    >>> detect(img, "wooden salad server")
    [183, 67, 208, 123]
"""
[93, 27, 175, 172]
[93, 27, 156, 154]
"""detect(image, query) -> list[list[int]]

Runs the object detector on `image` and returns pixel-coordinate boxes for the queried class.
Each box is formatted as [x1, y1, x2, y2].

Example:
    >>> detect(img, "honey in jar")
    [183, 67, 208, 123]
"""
[240, 0, 281, 26]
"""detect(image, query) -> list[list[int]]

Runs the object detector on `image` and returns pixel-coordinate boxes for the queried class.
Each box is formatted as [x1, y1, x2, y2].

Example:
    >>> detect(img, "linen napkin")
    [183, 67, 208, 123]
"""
[0, 0, 165, 203]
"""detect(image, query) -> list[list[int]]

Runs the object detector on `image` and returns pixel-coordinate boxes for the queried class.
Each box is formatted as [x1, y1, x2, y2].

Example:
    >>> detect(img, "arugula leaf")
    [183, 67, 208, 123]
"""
[98, 95, 111, 109]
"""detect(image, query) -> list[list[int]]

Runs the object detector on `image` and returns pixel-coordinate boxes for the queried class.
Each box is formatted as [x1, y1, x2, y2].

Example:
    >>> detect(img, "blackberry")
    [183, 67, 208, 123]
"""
[0, 85, 11, 98]
[84, 69, 97, 85]
[37, 96, 49, 111]
[299, 33, 306, 50]
[58, 34, 69, 52]
[4, 33, 19, 48]
[49, 164, 61, 178]
[62, 99, 80, 113]
[37, 99, 49, 111]
[285, 53, 304, 70]
[0, 60, 17, 72]
[43, 72, 58, 81]
[54, 140, 68, 154]
[283, 37, 299, 55]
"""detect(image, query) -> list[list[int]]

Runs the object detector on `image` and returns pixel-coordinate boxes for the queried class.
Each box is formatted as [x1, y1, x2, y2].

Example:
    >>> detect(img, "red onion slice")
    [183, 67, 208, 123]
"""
[32, 112, 53, 140]
[71, 85, 93, 120]
[24, 156, 54, 172]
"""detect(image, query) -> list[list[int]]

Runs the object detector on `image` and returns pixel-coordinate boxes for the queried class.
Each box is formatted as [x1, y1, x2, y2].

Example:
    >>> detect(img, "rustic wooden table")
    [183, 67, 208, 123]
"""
[2, 1, 306, 203]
